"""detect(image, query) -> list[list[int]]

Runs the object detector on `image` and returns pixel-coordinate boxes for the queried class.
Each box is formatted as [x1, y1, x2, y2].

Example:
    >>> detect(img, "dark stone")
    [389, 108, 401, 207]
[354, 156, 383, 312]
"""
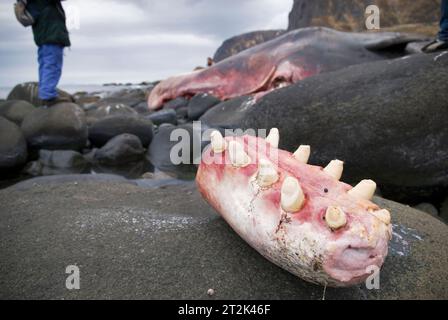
[94, 134, 145, 165]
[0, 100, 35, 125]
[147, 123, 208, 178]
[213, 30, 286, 62]
[145, 109, 177, 126]
[201, 52, 448, 203]
[88, 115, 154, 147]
[0, 180, 446, 299]
[175, 106, 189, 119]
[413, 203, 439, 218]
[38, 149, 86, 168]
[7, 82, 73, 107]
[200, 95, 252, 128]
[132, 101, 151, 115]
[0, 117, 28, 169]
[21, 103, 88, 151]
[163, 97, 189, 110]
[85, 104, 137, 125]
[187, 93, 221, 120]
[440, 197, 448, 223]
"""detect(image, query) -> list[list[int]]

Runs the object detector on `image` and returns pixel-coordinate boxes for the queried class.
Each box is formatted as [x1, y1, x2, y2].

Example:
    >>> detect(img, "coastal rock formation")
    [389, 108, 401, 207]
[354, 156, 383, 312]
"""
[7, 82, 73, 106]
[0, 179, 446, 299]
[288, 0, 441, 32]
[21, 102, 88, 151]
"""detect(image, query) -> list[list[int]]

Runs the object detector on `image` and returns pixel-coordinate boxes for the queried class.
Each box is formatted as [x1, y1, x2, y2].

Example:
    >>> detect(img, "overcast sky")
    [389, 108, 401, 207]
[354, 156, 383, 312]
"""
[0, 0, 292, 87]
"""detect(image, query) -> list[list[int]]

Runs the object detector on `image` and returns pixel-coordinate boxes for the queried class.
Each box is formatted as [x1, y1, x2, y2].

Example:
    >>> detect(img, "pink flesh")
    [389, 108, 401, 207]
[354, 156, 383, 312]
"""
[147, 47, 318, 110]
[196, 135, 391, 286]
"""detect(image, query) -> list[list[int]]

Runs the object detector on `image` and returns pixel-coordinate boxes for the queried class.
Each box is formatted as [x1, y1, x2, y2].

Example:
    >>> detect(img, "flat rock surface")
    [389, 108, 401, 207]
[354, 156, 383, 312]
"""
[0, 177, 447, 299]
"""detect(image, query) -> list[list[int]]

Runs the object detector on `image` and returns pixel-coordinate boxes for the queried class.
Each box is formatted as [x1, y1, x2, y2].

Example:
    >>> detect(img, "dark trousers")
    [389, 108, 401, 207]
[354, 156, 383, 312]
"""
[38, 44, 64, 100]
[439, 0, 448, 41]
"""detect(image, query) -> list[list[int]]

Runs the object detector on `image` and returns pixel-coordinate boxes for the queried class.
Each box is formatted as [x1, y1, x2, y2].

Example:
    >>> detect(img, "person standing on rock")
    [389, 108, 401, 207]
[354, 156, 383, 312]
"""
[423, 0, 448, 52]
[18, 0, 71, 106]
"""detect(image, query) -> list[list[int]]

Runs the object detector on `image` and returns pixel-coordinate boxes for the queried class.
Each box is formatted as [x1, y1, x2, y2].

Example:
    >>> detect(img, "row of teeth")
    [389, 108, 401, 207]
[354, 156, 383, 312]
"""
[210, 129, 391, 229]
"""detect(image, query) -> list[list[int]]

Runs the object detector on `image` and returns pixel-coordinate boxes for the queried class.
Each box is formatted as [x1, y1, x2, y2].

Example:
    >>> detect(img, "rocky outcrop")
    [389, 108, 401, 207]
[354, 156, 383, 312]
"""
[0, 179, 447, 299]
[288, 0, 441, 33]
[213, 30, 285, 62]
[21, 103, 88, 151]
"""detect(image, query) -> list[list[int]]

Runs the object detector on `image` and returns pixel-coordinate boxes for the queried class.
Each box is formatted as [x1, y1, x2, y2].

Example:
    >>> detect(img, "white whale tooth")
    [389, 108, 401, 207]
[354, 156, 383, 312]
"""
[281, 176, 305, 212]
[325, 206, 347, 230]
[210, 130, 227, 153]
[256, 159, 279, 187]
[293, 145, 310, 164]
[348, 179, 376, 200]
[371, 209, 391, 225]
[323, 160, 344, 180]
[266, 128, 279, 148]
[228, 141, 251, 167]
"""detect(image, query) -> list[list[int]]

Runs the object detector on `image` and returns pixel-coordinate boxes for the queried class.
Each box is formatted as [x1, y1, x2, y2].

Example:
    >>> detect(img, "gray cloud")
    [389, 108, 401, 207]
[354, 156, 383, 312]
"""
[0, 0, 292, 88]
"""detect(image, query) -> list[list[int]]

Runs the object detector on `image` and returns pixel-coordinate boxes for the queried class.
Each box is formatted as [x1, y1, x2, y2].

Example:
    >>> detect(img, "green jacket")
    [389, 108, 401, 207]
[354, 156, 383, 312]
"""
[28, 0, 71, 47]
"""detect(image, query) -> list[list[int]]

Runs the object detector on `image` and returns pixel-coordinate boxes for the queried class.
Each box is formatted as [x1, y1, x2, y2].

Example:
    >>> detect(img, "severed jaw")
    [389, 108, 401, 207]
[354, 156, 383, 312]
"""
[196, 129, 392, 287]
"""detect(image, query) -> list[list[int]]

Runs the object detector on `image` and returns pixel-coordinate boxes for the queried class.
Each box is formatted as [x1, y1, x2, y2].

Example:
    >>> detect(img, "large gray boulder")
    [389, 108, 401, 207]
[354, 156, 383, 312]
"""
[0, 117, 28, 169]
[94, 133, 145, 165]
[0, 179, 446, 299]
[201, 52, 448, 202]
[88, 115, 154, 147]
[7, 82, 73, 107]
[21, 103, 88, 151]
[0, 100, 35, 125]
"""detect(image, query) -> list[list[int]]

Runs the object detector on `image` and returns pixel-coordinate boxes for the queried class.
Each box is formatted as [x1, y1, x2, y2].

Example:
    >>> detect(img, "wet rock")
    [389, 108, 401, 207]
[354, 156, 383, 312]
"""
[213, 30, 285, 62]
[163, 97, 189, 110]
[0, 180, 447, 299]
[145, 109, 177, 126]
[94, 134, 145, 165]
[21, 103, 87, 151]
[25, 150, 88, 176]
[7, 82, 73, 106]
[146, 123, 207, 178]
[413, 203, 439, 218]
[0, 100, 35, 125]
[187, 93, 221, 120]
[86, 104, 137, 125]
[202, 52, 448, 203]
[0, 117, 28, 169]
[88, 115, 154, 147]
[132, 101, 151, 115]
